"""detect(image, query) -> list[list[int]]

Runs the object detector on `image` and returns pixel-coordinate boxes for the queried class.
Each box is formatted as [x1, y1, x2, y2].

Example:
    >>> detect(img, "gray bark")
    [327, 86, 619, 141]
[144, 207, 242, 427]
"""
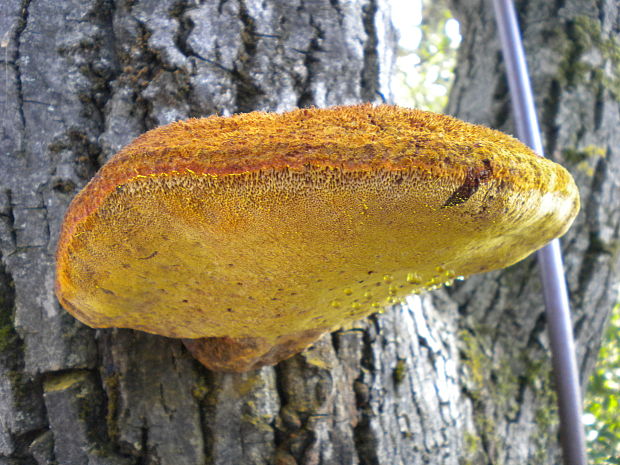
[446, 0, 620, 462]
[0, 1, 617, 465]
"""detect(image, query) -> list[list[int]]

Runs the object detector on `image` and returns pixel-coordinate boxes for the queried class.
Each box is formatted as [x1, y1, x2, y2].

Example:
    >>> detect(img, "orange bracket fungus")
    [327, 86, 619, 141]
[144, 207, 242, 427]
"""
[55, 104, 580, 372]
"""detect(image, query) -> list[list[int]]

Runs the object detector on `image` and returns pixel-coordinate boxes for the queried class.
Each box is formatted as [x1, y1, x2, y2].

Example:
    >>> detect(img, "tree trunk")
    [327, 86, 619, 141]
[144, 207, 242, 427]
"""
[0, 1, 617, 465]
[445, 0, 620, 462]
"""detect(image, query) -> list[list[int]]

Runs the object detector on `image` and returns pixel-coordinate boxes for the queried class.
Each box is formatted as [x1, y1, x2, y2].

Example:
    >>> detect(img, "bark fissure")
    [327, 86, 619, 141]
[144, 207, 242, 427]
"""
[1, 190, 17, 252]
[295, 9, 328, 109]
[9, 0, 31, 131]
[233, 0, 265, 113]
[171, 0, 196, 58]
[132, 21, 160, 132]
[137, 423, 149, 465]
[361, 0, 380, 102]
[593, 84, 605, 130]
[574, 157, 611, 301]
[542, 78, 561, 159]
[352, 404, 380, 463]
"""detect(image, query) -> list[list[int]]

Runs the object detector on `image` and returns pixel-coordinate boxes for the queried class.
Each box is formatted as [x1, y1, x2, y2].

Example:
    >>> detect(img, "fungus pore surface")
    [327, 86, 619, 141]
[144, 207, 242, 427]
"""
[55, 104, 580, 371]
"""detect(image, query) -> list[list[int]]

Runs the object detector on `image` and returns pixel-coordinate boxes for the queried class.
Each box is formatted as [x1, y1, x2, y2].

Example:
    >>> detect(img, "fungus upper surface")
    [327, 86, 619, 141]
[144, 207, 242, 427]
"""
[55, 104, 579, 341]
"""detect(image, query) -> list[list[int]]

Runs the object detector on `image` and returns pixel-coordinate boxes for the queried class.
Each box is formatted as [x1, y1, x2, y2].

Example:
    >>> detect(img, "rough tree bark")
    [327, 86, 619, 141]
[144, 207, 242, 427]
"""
[446, 0, 620, 462]
[0, 1, 617, 465]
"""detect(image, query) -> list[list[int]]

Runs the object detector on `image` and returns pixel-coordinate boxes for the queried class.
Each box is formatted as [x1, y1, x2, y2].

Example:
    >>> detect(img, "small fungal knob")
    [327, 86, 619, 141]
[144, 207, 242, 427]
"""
[55, 104, 580, 372]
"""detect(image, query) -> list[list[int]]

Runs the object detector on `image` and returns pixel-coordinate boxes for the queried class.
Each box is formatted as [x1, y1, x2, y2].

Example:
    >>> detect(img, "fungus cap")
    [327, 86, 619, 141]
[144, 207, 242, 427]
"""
[55, 104, 579, 371]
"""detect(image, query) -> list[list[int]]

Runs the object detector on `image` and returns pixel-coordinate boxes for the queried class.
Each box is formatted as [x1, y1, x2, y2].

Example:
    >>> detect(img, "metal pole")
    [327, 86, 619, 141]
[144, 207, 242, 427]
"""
[491, 1, 587, 464]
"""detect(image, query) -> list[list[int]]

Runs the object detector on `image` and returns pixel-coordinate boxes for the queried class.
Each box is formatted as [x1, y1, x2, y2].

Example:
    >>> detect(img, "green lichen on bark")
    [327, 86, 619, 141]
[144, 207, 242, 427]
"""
[562, 145, 606, 176]
[102, 373, 120, 442]
[459, 327, 561, 464]
[0, 269, 17, 354]
[0, 324, 16, 353]
[459, 329, 519, 464]
[393, 358, 408, 385]
[562, 145, 606, 164]
[524, 359, 559, 465]
[460, 329, 520, 407]
[559, 15, 620, 99]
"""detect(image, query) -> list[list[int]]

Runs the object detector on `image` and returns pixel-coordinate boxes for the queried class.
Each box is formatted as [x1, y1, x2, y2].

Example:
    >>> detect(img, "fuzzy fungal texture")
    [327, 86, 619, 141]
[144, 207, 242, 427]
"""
[55, 104, 580, 371]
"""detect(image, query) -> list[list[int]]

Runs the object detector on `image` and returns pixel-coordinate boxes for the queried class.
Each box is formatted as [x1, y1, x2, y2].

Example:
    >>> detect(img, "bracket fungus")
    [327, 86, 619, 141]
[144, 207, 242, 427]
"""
[55, 104, 579, 372]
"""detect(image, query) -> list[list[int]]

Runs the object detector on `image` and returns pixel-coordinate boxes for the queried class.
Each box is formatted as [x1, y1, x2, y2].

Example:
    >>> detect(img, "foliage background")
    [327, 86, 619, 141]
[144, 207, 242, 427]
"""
[391, 0, 620, 462]
[585, 303, 620, 463]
